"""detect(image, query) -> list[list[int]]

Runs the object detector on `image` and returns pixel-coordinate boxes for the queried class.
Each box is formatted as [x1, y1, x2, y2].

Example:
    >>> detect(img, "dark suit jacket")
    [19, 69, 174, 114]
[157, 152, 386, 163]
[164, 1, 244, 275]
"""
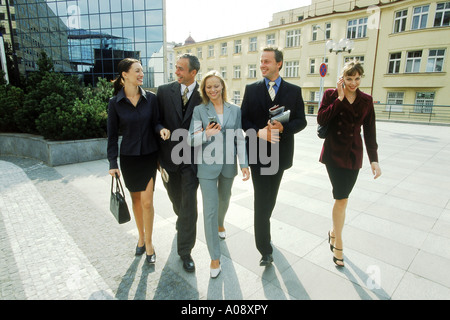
[317, 88, 378, 170]
[241, 78, 307, 171]
[156, 81, 202, 172]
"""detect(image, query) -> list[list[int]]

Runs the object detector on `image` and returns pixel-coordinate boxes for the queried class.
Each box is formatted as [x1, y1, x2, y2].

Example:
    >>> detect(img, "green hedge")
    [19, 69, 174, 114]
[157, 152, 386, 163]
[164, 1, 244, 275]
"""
[0, 83, 23, 133]
[0, 52, 113, 141]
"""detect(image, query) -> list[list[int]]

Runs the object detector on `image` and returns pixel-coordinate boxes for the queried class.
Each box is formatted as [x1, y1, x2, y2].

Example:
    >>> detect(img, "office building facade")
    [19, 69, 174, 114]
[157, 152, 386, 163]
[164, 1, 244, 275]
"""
[8, 0, 165, 88]
[175, 0, 449, 115]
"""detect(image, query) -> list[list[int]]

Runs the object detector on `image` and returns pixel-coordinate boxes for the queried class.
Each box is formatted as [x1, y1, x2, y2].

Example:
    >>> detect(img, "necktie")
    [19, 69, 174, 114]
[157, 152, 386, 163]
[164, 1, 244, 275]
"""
[182, 86, 189, 106]
[268, 81, 276, 101]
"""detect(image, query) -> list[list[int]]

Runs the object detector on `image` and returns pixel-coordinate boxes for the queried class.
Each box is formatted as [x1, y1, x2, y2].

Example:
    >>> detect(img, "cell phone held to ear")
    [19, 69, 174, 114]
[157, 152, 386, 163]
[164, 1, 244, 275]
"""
[208, 116, 217, 125]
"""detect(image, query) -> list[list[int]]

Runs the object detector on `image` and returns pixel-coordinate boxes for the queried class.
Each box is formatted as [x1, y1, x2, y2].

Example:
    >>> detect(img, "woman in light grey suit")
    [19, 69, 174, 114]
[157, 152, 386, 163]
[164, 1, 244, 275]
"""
[188, 70, 250, 278]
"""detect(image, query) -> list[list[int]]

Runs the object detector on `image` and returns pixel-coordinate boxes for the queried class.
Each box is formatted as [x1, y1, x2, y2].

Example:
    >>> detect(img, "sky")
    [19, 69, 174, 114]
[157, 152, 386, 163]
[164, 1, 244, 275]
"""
[165, 0, 312, 44]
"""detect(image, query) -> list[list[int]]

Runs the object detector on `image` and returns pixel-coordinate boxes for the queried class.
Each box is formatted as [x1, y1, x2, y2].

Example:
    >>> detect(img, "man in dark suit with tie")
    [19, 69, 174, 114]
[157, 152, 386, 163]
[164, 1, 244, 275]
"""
[241, 47, 307, 266]
[156, 53, 202, 272]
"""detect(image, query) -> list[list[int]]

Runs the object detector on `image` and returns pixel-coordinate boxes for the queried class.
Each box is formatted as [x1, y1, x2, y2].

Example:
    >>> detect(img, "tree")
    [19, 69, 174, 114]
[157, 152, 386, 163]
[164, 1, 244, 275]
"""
[0, 74, 23, 132]
[1, 51, 113, 140]
[14, 51, 83, 135]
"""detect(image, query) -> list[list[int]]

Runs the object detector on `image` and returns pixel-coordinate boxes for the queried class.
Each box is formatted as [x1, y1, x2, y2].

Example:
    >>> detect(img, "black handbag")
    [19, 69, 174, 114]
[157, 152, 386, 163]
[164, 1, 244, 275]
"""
[317, 124, 329, 139]
[110, 173, 131, 224]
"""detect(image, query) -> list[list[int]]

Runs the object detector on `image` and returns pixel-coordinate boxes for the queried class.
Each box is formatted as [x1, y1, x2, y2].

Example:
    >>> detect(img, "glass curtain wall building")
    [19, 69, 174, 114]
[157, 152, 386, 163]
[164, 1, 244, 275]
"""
[13, 0, 165, 88]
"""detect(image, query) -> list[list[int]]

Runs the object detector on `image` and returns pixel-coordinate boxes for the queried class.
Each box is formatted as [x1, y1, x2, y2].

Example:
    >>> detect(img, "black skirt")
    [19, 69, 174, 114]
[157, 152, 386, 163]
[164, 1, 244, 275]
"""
[119, 152, 157, 192]
[325, 165, 359, 200]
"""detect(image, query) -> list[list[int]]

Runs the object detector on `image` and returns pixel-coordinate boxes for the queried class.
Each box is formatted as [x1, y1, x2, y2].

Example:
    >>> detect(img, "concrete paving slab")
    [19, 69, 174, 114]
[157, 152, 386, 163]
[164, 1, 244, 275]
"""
[1, 118, 450, 301]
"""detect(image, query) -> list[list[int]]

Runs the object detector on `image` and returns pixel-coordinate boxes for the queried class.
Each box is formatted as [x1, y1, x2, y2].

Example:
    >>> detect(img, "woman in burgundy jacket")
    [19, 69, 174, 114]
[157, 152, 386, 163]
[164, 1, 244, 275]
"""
[317, 60, 381, 267]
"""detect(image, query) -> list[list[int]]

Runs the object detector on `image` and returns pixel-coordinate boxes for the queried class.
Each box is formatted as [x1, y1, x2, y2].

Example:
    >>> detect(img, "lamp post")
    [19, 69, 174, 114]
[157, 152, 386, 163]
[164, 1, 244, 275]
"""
[0, 32, 9, 84]
[315, 28, 355, 111]
[316, 26, 328, 111]
[5, 0, 20, 85]
[326, 38, 355, 83]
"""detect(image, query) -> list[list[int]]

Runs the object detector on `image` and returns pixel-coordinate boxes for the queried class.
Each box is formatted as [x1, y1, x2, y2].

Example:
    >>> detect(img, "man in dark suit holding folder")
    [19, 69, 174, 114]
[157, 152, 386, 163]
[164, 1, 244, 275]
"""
[241, 47, 307, 266]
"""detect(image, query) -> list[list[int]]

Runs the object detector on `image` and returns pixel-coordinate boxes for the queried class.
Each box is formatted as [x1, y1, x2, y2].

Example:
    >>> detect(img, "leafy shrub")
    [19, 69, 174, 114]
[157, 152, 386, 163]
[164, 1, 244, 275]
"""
[0, 84, 24, 132]
[34, 72, 85, 139]
[39, 79, 113, 140]
[13, 51, 59, 134]
[1, 51, 113, 141]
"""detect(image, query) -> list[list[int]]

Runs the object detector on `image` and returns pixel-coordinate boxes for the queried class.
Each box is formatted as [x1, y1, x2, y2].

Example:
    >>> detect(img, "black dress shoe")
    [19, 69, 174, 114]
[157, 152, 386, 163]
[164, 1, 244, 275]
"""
[135, 243, 146, 256]
[181, 255, 195, 272]
[146, 249, 156, 264]
[259, 254, 273, 267]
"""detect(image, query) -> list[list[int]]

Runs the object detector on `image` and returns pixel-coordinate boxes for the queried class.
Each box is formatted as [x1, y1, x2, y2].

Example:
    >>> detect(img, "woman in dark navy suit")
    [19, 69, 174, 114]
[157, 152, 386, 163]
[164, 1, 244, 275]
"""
[318, 60, 381, 267]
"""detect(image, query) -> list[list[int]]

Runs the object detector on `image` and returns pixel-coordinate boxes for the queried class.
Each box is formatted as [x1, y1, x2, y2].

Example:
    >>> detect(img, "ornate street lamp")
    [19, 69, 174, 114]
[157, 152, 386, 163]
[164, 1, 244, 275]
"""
[326, 38, 355, 54]
[326, 38, 354, 82]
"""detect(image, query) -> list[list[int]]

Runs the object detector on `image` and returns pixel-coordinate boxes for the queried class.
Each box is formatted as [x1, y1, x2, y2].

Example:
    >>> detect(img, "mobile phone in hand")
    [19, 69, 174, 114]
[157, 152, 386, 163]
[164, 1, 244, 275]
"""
[208, 116, 217, 125]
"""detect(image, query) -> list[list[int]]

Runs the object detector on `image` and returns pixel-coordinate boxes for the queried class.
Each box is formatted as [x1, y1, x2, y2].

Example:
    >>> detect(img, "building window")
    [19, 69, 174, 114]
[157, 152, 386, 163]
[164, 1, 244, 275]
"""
[208, 45, 214, 58]
[309, 59, 315, 74]
[286, 29, 301, 48]
[412, 5, 429, 30]
[388, 52, 402, 74]
[325, 23, 331, 39]
[347, 17, 368, 39]
[197, 47, 202, 59]
[415, 92, 435, 113]
[248, 64, 257, 78]
[14, 0, 165, 87]
[310, 91, 320, 102]
[344, 56, 365, 65]
[234, 40, 242, 54]
[312, 25, 318, 41]
[220, 67, 227, 79]
[393, 9, 408, 33]
[233, 65, 241, 79]
[284, 61, 299, 78]
[249, 37, 257, 52]
[434, 2, 450, 27]
[221, 42, 227, 56]
[386, 92, 404, 112]
[426, 49, 445, 72]
[233, 91, 241, 105]
[405, 51, 422, 73]
[266, 34, 275, 46]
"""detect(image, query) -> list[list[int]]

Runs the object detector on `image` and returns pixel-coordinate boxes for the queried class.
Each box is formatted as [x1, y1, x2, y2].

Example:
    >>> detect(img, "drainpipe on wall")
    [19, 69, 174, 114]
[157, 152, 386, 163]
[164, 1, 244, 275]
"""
[370, 6, 381, 97]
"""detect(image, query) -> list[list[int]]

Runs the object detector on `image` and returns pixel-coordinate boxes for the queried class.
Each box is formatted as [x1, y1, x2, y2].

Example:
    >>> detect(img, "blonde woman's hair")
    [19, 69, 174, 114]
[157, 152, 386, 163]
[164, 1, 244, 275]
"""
[341, 59, 364, 77]
[199, 70, 228, 105]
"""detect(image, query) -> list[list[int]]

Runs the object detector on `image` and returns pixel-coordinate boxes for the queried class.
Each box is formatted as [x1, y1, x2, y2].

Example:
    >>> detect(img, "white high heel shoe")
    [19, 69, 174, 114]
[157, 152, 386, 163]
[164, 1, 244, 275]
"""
[210, 267, 221, 278]
[210, 262, 221, 278]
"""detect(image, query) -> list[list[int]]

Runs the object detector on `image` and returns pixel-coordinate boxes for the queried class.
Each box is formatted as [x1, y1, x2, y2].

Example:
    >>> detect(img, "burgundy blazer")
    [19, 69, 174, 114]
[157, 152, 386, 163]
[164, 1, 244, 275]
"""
[317, 88, 378, 170]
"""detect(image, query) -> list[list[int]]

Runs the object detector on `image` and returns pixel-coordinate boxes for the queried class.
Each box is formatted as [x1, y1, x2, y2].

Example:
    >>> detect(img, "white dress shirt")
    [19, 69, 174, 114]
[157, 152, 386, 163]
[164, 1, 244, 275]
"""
[180, 82, 197, 100]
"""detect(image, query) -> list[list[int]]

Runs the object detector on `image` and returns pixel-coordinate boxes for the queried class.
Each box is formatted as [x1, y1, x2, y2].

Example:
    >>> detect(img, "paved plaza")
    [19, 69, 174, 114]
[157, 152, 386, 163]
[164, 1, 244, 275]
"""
[1, 117, 450, 301]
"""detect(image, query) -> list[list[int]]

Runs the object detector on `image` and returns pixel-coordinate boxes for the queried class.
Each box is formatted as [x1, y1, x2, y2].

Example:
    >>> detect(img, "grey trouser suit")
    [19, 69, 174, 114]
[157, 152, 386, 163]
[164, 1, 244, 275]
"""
[188, 102, 248, 260]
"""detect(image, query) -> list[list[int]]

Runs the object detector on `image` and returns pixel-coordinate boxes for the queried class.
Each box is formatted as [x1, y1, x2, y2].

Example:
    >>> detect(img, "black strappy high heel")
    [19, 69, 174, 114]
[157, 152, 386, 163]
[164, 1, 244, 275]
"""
[332, 247, 344, 267]
[328, 230, 335, 252]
